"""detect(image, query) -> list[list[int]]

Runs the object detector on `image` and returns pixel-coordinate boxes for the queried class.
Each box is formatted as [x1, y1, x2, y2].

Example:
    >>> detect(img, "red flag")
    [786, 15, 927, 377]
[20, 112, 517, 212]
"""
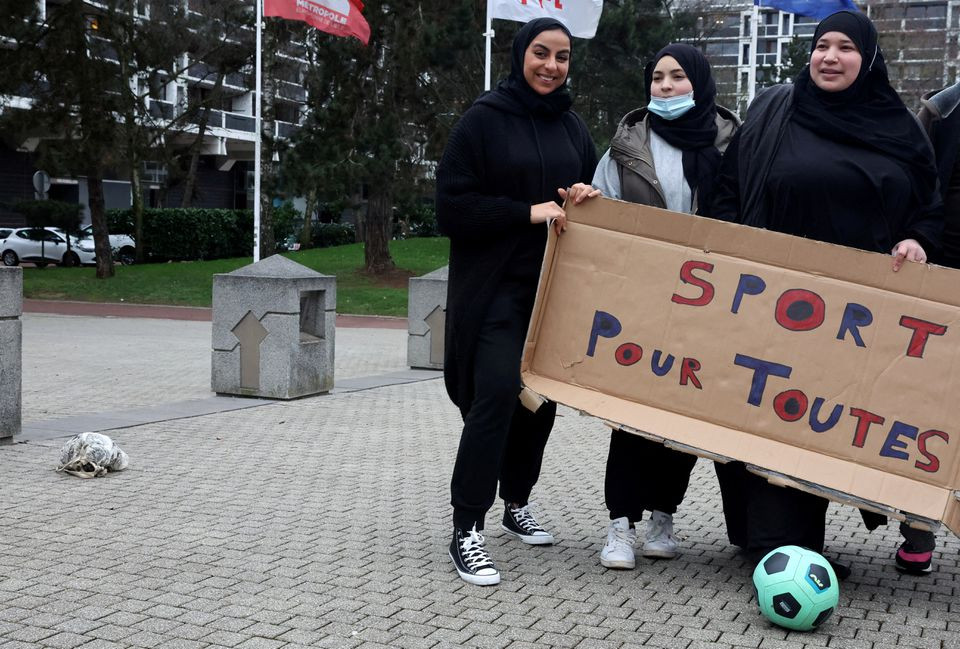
[264, 0, 371, 45]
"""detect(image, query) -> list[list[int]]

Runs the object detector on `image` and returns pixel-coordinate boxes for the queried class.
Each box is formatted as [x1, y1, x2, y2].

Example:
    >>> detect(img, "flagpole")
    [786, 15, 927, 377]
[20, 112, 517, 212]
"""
[253, 0, 263, 263]
[747, 1, 759, 105]
[484, 0, 493, 91]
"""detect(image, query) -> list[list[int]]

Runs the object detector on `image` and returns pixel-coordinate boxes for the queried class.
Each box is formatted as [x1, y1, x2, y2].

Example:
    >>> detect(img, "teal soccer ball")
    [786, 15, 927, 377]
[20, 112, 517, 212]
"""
[752, 545, 839, 631]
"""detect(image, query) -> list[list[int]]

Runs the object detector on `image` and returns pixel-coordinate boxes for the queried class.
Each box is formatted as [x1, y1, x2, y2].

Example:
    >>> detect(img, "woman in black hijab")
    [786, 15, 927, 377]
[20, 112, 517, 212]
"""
[435, 18, 598, 586]
[713, 10, 941, 264]
[590, 43, 740, 569]
[711, 10, 943, 575]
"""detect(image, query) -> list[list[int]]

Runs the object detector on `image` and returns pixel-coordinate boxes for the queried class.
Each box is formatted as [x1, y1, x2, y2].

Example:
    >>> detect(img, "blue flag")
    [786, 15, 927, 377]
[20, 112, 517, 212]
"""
[757, 0, 859, 21]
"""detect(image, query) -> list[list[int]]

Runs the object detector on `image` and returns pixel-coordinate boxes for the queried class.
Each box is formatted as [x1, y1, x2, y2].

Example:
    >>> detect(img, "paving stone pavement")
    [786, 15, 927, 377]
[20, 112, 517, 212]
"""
[1, 314, 958, 649]
[20, 314, 409, 422]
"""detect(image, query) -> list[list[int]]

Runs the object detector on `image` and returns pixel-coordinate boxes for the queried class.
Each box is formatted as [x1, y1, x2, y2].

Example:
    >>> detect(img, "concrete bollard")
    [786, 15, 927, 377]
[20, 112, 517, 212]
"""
[407, 265, 448, 370]
[0, 267, 22, 442]
[212, 255, 336, 399]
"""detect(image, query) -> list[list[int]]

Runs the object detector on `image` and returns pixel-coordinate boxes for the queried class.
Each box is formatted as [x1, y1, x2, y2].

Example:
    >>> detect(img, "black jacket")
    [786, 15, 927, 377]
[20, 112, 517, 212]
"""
[918, 83, 960, 267]
[713, 84, 942, 254]
[435, 97, 597, 409]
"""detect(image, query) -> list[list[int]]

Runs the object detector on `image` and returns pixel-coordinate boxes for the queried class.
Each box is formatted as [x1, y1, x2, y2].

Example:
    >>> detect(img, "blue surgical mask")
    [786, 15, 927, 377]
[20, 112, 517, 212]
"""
[647, 92, 696, 120]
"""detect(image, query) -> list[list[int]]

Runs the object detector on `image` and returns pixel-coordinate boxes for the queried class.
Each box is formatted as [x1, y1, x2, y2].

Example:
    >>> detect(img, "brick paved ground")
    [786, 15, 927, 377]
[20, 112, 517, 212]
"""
[2, 314, 958, 649]
[20, 314, 408, 422]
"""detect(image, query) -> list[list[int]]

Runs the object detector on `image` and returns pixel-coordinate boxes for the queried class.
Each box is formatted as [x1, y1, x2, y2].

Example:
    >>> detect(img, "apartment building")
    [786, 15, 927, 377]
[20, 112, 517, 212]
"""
[693, 0, 960, 112]
[0, 0, 308, 227]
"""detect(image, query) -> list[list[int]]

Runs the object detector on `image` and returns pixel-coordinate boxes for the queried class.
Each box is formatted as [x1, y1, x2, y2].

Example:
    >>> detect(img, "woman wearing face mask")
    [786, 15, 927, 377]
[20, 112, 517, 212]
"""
[435, 18, 598, 586]
[590, 44, 740, 569]
[711, 10, 942, 576]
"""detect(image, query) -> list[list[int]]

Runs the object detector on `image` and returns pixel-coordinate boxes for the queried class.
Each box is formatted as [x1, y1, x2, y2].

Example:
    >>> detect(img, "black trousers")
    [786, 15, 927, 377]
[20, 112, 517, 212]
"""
[714, 461, 828, 559]
[899, 521, 936, 552]
[605, 428, 697, 521]
[450, 284, 555, 532]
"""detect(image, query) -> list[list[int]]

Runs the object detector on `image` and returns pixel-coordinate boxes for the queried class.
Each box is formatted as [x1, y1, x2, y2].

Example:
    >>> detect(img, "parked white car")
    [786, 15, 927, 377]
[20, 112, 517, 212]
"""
[78, 225, 137, 265]
[0, 227, 96, 267]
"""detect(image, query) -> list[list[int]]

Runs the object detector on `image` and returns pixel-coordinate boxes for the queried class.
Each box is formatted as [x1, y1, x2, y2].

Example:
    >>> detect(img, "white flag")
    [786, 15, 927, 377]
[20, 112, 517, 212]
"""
[490, 0, 604, 39]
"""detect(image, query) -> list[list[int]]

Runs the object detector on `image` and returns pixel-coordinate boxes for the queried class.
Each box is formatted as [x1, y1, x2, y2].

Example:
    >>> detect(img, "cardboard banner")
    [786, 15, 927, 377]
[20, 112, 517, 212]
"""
[521, 197, 960, 535]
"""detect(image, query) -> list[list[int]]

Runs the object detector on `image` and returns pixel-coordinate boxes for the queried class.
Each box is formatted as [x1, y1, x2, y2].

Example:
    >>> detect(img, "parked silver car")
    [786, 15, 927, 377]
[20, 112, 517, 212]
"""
[78, 225, 137, 265]
[0, 227, 96, 267]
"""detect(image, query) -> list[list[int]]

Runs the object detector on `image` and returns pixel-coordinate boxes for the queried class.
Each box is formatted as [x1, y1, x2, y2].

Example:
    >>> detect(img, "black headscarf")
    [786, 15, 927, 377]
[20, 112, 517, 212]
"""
[479, 18, 573, 119]
[643, 44, 721, 215]
[791, 10, 938, 202]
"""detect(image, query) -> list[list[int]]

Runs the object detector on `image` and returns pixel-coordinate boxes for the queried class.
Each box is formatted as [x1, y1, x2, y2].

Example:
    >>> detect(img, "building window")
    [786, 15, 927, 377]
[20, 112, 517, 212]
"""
[274, 103, 300, 124]
[142, 162, 167, 184]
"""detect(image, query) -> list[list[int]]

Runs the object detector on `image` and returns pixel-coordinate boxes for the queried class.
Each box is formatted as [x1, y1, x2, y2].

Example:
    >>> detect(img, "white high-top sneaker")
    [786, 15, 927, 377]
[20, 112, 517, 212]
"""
[642, 510, 679, 559]
[600, 517, 637, 569]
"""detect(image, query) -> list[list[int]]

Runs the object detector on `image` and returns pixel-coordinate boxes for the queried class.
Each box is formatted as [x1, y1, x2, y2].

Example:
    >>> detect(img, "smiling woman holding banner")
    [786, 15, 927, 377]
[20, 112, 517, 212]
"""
[712, 10, 943, 576]
[435, 18, 598, 586]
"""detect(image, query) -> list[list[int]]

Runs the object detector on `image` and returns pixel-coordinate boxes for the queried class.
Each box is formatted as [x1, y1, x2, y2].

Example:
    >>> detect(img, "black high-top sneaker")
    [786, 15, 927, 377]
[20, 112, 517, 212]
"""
[449, 525, 500, 586]
[502, 503, 555, 545]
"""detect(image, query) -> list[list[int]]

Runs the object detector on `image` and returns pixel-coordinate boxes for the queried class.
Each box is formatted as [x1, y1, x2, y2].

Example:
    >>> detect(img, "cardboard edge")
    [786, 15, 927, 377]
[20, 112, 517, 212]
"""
[523, 372, 951, 532]
[945, 494, 960, 536]
[565, 197, 960, 308]
[522, 222, 563, 376]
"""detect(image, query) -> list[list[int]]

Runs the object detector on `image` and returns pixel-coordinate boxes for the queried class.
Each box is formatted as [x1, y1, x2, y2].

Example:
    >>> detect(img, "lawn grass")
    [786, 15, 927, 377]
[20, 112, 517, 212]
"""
[20, 237, 450, 317]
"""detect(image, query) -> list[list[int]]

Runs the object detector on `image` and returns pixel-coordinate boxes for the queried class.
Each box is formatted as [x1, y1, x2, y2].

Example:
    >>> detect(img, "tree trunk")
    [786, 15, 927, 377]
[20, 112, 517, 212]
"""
[300, 188, 316, 248]
[118, 42, 145, 264]
[181, 144, 201, 209]
[131, 160, 145, 262]
[181, 71, 225, 209]
[88, 172, 115, 279]
[364, 184, 395, 274]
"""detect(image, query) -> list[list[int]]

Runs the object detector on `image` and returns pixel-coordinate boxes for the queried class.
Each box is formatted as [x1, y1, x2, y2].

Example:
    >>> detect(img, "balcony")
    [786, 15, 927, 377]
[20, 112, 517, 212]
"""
[187, 108, 222, 127]
[225, 70, 248, 89]
[186, 60, 216, 83]
[275, 121, 300, 139]
[182, 108, 260, 135]
[276, 80, 307, 103]
[224, 112, 255, 132]
[148, 99, 174, 120]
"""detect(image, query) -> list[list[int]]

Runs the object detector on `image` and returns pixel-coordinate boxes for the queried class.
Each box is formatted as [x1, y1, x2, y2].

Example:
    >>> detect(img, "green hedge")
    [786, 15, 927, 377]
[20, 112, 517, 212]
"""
[311, 222, 355, 248]
[107, 206, 297, 261]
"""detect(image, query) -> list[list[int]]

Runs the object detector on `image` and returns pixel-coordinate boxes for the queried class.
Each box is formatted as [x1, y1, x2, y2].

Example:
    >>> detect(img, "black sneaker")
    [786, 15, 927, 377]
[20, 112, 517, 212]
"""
[827, 558, 852, 581]
[449, 525, 500, 586]
[895, 541, 933, 575]
[502, 503, 555, 545]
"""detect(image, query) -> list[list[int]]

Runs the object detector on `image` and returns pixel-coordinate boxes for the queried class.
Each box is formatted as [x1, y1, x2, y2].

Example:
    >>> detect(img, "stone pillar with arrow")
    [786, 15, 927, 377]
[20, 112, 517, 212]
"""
[212, 255, 336, 399]
[407, 266, 448, 370]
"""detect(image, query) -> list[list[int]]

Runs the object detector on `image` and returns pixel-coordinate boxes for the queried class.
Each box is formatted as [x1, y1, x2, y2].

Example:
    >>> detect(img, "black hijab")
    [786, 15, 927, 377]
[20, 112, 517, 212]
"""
[644, 44, 721, 215]
[791, 10, 938, 202]
[480, 18, 573, 119]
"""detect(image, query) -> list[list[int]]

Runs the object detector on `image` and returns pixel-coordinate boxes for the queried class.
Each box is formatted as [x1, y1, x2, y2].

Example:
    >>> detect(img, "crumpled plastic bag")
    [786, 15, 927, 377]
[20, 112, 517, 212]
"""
[56, 433, 129, 478]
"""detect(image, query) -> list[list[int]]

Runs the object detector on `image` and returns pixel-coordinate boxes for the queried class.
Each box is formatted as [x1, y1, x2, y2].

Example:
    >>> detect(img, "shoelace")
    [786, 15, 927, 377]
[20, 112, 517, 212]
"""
[607, 525, 634, 549]
[460, 527, 493, 570]
[511, 505, 544, 533]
